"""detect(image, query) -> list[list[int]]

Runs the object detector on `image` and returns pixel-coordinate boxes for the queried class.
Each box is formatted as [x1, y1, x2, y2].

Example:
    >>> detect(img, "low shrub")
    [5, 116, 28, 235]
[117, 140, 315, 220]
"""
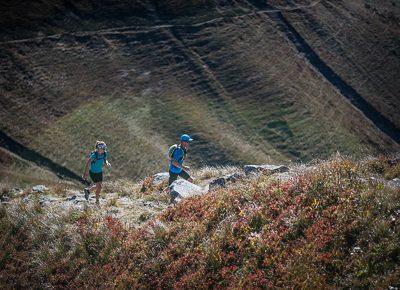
[1, 156, 399, 288]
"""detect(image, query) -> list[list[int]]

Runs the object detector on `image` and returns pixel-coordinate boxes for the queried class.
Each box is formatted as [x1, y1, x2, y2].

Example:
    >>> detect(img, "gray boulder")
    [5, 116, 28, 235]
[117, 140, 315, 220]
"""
[209, 172, 244, 190]
[388, 178, 400, 188]
[0, 195, 10, 202]
[10, 187, 23, 195]
[244, 164, 289, 175]
[66, 191, 91, 203]
[32, 185, 49, 193]
[169, 179, 206, 202]
[66, 195, 77, 201]
[152, 172, 169, 186]
[39, 196, 57, 206]
[388, 157, 400, 166]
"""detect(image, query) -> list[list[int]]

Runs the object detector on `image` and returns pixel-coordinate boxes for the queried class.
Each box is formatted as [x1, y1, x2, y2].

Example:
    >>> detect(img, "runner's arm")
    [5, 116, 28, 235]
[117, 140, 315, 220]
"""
[171, 159, 182, 169]
[82, 158, 91, 179]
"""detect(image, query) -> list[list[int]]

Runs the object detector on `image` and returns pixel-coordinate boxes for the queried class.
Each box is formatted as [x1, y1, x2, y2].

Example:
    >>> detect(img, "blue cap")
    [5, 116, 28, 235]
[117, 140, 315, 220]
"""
[180, 134, 194, 142]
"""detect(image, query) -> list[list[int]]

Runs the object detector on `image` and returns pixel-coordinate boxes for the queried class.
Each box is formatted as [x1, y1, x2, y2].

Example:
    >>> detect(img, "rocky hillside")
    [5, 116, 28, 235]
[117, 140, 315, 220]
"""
[1, 0, 399, 182]
[1, 156, 399, 288]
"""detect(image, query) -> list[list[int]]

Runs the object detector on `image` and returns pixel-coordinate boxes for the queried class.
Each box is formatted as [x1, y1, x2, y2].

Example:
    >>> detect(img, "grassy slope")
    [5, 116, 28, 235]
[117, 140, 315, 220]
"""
[281, 0, 400, 128]
[0, 0, 399, 181]
[1, 156, 399, 288]
[174, 15, 383, 157]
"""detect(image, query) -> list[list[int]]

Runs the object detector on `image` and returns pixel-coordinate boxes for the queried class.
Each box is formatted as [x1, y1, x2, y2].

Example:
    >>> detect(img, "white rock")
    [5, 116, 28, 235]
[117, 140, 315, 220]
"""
[169, 179, 206, 202]
[388, 178, 400, 188]
[39, 196, 57, 205]
[152, 172, 169, 186]
[0, 196, 10, 202]
[243, 164, 289, 175]
[10, 187, 23, 195]
[32, 185, 49, 193]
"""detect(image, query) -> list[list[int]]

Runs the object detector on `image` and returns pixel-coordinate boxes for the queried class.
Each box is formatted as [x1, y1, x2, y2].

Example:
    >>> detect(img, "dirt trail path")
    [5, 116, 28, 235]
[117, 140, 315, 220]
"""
[0, 1, 322, 45]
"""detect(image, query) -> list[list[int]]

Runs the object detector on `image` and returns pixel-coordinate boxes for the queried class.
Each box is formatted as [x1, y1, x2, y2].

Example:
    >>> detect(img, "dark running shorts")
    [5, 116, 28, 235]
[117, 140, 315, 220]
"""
[169, 170, 191, 186]
[89, 171, 103, 183]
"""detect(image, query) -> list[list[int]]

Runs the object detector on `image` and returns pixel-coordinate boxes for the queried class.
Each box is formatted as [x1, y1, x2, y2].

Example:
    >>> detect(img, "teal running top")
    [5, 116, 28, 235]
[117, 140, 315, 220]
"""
[89, 151, 107, 173]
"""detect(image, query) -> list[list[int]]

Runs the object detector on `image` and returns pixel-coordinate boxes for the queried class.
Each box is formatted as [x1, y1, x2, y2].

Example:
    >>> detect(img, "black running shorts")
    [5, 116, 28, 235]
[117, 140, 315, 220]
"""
[168, 170, 190, 186]
[89, 171, 103, 183]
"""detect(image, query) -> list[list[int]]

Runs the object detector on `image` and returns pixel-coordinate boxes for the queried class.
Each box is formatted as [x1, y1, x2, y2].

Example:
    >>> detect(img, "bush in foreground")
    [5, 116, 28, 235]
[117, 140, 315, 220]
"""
[1, 156, 399, 288]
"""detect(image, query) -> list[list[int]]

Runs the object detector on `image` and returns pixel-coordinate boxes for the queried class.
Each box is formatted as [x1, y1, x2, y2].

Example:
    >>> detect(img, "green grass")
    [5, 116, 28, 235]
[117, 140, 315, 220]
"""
[1, 0, 398, 183]
[27, 88, 283, 181]
[29, 97, 169, 180]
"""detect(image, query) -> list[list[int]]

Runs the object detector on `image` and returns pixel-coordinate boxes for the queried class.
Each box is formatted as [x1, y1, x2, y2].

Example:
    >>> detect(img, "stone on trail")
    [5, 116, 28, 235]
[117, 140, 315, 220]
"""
[243, 164, 289, 175]
[169, 179, 206, 202]
[39, 196, 57, 206]
[32, 185, 49, 193]
[0, 195, 10, 202]
[388, 178, 400, 188]
[11, 187, 23, 195]
[209, 172, 244, 191]
[65, 190, 90, 203]
[66, 195, 77, 201]
[152, 172, 169, 186]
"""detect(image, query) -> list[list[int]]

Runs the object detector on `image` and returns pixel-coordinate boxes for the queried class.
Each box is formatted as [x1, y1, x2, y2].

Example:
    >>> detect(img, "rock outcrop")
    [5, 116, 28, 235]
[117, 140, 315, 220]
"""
[32, 185, 49, 193]
[169, 179, 206, 202]
[152, 172, 169, 186]
[388, 178, 400, 188]
[208, 172, 244, 191]
[243, 165, 289, 175]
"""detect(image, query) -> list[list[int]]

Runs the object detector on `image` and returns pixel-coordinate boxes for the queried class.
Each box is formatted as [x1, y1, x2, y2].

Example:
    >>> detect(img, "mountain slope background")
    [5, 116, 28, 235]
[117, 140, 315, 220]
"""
[1, 0, 399, 182]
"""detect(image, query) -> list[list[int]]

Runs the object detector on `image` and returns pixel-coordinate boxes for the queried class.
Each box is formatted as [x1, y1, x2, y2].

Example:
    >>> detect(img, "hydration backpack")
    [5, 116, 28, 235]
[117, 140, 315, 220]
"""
[168, 144, 186, 161]
[91, 150, 107, 164]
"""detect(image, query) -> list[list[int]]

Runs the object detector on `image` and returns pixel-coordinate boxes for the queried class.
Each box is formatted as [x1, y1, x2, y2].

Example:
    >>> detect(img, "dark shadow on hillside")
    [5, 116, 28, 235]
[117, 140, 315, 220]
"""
[0, 130, 83, 183]
[261, 5, 400, 144]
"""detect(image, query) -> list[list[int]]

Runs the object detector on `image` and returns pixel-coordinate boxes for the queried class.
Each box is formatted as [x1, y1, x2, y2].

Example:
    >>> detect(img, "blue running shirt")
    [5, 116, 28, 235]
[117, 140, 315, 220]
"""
[89, 151, 107, 173]
[169, 147, 185, 174]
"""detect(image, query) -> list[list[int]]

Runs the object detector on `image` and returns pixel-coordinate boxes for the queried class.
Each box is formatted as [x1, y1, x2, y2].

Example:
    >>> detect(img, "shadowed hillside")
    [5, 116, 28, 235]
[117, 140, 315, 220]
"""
[1, 0, 399, 181]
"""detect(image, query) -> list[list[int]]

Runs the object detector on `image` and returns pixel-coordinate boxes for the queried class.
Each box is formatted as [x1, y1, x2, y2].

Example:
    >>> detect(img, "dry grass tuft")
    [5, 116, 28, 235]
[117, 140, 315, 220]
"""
[102, 178, 141, 197]
[194, 165, 241, 181]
